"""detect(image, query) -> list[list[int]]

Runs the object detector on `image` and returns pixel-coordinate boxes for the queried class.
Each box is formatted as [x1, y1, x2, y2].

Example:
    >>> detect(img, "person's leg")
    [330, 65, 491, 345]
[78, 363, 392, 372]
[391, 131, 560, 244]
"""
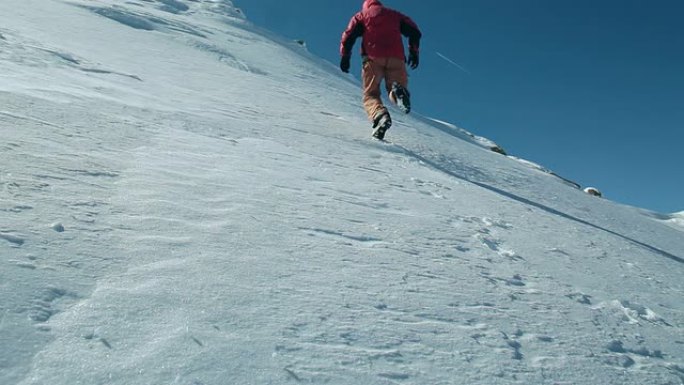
[385, 57, 409, 108]
[362, 58, 389, 122]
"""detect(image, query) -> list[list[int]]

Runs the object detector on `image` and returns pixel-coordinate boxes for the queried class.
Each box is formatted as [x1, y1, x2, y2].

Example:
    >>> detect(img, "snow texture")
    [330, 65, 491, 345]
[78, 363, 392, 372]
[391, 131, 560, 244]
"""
[1, 1, 683, 384]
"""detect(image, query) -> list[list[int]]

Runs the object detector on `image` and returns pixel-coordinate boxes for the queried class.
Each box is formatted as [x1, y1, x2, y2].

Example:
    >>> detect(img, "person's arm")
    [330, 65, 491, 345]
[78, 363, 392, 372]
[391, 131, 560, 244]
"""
[400, 15, 422, 56]
[340, 13, 364, 58]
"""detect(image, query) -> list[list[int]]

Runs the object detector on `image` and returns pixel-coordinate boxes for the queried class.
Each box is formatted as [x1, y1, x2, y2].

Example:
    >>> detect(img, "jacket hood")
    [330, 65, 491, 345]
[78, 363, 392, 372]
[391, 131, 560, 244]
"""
[362, 0, 383, 11]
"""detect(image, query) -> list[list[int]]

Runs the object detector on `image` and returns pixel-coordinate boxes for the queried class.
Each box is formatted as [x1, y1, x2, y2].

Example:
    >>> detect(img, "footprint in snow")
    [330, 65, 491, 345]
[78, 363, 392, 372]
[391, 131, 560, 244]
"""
[476, 234, 523, 262]
[449, 215, 512, 230]
[411, 178, 451, 199]
[565, 292, 593, 305]
[501, 330, 525, 360]
[595, 300, 672, 326]
[479, 272, 527, 288]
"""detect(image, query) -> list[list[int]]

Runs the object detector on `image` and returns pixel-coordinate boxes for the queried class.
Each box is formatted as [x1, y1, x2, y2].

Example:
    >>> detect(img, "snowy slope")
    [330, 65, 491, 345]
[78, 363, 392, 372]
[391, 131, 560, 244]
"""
[1, 1, 683, 384]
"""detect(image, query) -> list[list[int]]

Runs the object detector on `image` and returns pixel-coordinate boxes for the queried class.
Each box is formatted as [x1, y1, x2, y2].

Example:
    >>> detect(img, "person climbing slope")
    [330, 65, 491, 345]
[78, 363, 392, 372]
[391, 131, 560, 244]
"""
[340, 0, 422, 140]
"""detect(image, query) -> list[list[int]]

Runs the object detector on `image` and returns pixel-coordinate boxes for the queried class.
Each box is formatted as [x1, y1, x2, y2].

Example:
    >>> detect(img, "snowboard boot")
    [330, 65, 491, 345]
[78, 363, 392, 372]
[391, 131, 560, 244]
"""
[391, 82, 411, 114]
[372, 111, 392, 140]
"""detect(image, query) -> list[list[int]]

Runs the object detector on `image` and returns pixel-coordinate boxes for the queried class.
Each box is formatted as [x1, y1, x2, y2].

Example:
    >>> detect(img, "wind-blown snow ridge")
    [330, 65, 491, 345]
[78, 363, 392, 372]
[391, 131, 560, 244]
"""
[1, 1, 683, 384]
[671, 212, 684, 229]
[425, 116, 505, 154]
[640, 210, 684, 232]
[423, 112, 583, 190]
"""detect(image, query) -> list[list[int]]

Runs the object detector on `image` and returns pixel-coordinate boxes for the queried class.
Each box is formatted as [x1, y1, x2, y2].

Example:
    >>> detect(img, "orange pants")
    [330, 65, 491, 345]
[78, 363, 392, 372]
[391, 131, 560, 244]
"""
[362, 57, 408, 121]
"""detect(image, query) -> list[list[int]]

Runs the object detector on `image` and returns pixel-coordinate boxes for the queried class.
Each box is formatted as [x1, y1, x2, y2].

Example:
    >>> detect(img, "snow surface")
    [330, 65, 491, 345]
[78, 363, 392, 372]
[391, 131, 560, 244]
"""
[1, 1, 683, 384]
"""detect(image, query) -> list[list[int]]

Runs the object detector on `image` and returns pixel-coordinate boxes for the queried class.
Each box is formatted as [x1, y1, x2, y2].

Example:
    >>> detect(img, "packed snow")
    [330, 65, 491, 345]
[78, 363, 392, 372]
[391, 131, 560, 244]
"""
[1, 1, 683, 384]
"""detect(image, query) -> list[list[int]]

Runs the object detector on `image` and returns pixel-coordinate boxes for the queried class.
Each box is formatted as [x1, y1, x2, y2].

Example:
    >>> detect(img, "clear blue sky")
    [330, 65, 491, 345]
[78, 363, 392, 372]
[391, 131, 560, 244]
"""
[235, 0, 683, 214]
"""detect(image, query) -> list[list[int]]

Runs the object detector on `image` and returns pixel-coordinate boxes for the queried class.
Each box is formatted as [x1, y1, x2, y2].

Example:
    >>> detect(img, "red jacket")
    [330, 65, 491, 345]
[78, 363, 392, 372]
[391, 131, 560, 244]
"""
[340, 0, 421, 60]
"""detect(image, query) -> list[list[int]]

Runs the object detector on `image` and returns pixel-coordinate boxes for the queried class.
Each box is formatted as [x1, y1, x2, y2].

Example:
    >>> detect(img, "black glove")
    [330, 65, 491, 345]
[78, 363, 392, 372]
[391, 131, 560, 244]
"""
[407, 51, 419, 70]
[340, 56, 351, 73]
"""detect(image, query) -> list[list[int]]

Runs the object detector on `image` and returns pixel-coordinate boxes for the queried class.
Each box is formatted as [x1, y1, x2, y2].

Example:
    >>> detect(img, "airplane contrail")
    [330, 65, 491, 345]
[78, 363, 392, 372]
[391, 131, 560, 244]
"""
[435, 51, 471, 74]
